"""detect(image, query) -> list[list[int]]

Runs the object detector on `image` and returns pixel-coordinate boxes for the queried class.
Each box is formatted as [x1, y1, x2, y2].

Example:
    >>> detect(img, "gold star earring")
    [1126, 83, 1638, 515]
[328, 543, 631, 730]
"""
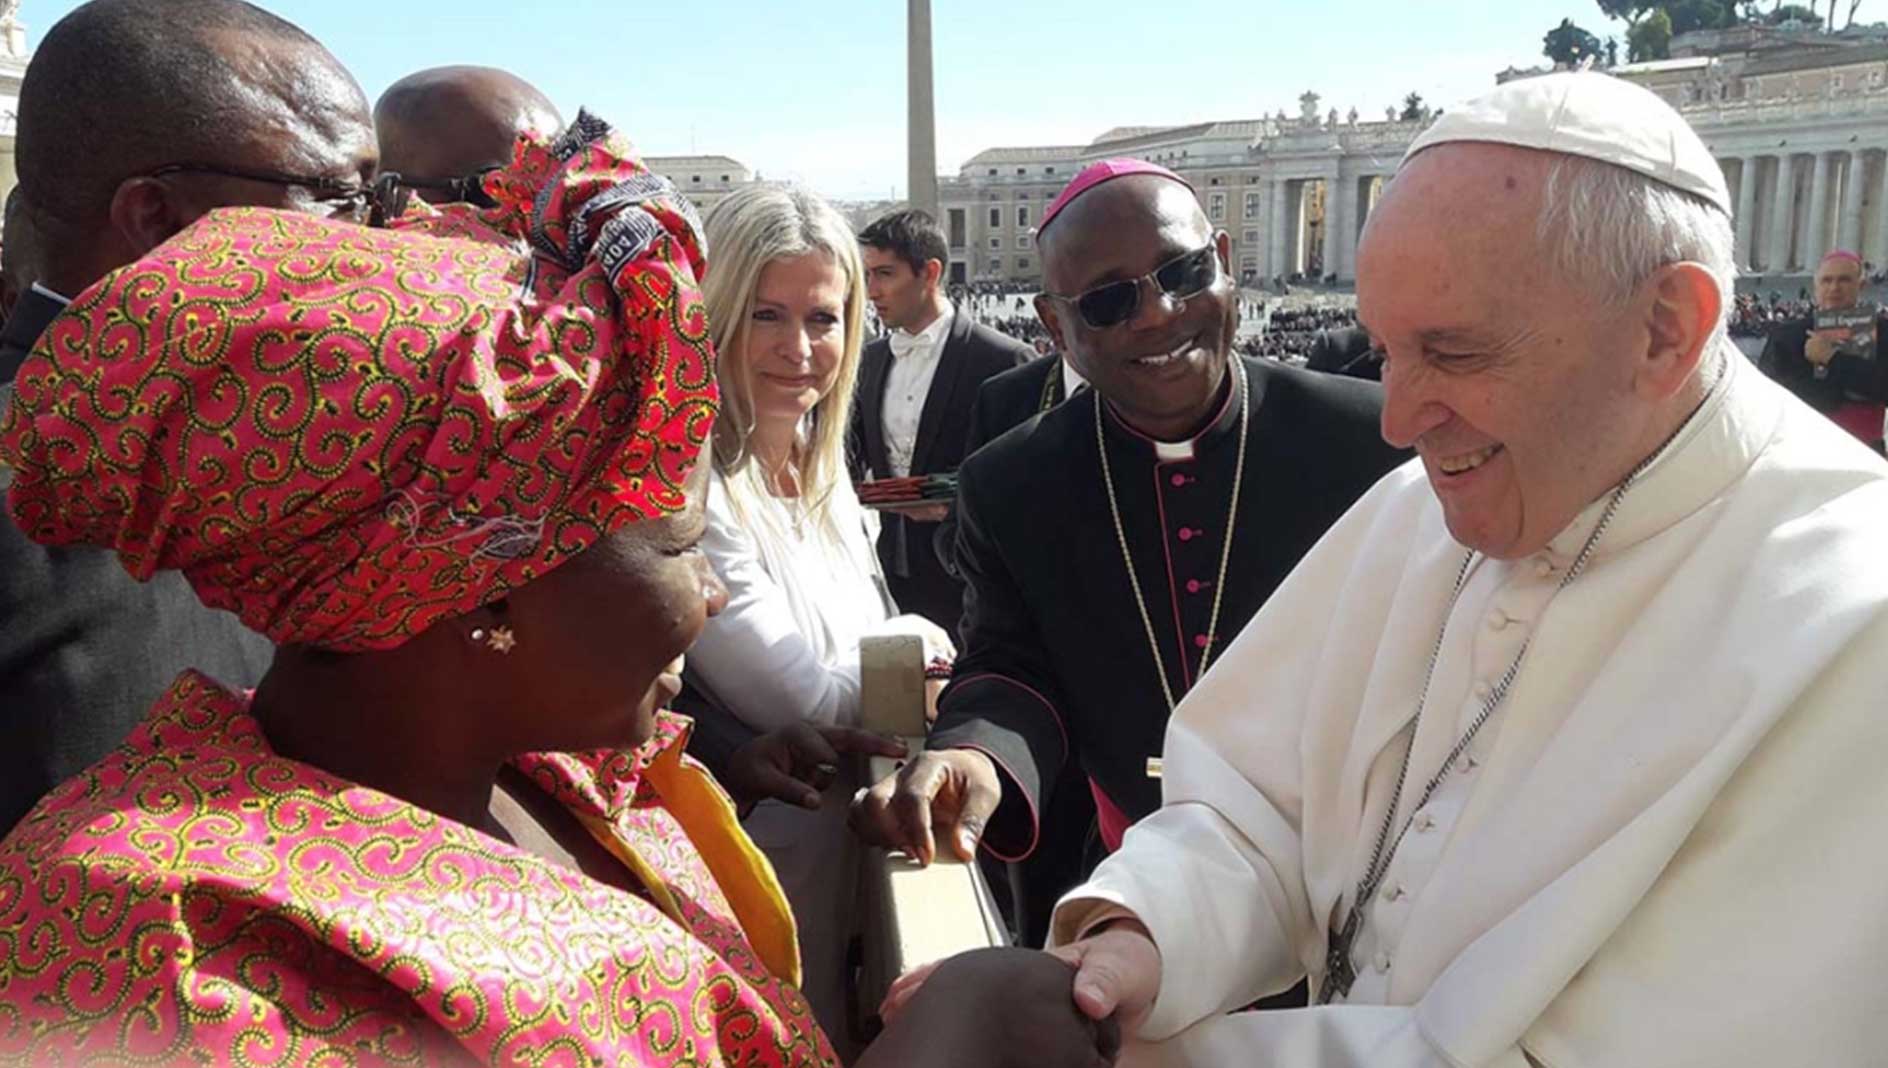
[469, 626, 518, 654]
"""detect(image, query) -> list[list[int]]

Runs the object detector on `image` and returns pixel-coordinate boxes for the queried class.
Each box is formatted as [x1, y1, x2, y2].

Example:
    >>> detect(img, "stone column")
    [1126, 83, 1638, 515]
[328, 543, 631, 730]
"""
[1803, 151, 1832, 268]
[1268, 178, 1291, 280]
[1766, 153, 1798, 273]
[1734, 157, 1760, 270]
[906, 0, 939, 219]
[1837, 150, 1867, 255]
[1323, 166, 1347, 281]
[1873, 151, 1888, 268]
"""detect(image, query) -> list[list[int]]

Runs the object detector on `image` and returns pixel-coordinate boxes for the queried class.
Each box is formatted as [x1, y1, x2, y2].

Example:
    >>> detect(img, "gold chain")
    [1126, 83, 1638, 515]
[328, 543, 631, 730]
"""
[1095, 361, 1250, 713]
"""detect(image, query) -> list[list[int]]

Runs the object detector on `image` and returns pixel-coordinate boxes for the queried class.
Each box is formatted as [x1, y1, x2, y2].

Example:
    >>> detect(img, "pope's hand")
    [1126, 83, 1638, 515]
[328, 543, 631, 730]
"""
[849, 748, 1001, 865]
[1047, 919, 1163, 1029]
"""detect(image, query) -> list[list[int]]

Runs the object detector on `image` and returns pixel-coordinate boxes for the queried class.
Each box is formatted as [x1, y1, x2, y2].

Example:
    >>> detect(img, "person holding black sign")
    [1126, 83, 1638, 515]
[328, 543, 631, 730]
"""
[1759, 249, 1887, 454]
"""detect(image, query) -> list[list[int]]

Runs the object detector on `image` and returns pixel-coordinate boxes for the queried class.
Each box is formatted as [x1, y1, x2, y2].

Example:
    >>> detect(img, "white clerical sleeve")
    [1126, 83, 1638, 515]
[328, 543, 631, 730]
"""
[1052, 465, 1434, 1039]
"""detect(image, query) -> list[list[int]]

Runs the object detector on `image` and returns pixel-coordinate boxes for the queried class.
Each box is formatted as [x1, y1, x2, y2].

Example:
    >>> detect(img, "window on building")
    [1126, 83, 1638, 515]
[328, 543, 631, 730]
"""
[1017, 167, 1026, 175]
[989, 237, 1001, 250]
[988, 168, 998, 176]
[989, 207, 1002, 228]
[1245, 193, 1260, 219]
[1242, 228, 1259, 244]
[1017, 257, 1031, 270]
[1045, 166, 1056, 175]
[719, 174, 729, 182]
[1209, 177, 1221, 186]
[1246, 174, 1261, 184]
[1017, 206, 1029, 227]
[948, 209, 967, 249]
[1209, 192, 1225, 219]
[1017, 234, 1032, 249]
[691, 175, 701, 183]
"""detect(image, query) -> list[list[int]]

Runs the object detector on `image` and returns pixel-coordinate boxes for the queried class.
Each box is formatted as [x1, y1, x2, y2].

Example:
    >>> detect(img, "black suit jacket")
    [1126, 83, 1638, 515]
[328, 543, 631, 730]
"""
[927, 357, 1408, 856]
[937, 355, 1073, 580]
[849, 310, 1030, 632]
[1, 289, 274, 835]
[965, 354, 1071, 455]
[1305, 325, 1382, 381]
[1757, 313, 1888, 418]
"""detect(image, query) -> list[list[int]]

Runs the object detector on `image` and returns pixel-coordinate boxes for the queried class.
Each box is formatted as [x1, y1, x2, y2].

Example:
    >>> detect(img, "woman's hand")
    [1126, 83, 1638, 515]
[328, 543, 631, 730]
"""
[723, 723, 906, 811]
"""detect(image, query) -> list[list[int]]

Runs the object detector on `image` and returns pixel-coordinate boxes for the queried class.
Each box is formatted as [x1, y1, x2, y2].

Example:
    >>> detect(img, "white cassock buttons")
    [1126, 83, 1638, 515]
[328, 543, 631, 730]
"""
[1471, 681, 1493, 703]
[1534, 557, 1556, 579]
[1413, 811, 1436, 832]
[1375, 952, 1393, 973]
[1486, 609, 1510, 631]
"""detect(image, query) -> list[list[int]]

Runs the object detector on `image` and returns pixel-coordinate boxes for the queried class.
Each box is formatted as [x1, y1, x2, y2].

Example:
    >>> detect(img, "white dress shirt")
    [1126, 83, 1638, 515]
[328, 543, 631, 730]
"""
[688, 466, 890, 729]
[881, 304, 953, 478]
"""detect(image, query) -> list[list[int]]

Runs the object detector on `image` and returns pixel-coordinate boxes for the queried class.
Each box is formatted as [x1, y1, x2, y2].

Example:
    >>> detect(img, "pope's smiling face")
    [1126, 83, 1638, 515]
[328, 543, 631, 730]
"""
[1358, 143, 1662, 560]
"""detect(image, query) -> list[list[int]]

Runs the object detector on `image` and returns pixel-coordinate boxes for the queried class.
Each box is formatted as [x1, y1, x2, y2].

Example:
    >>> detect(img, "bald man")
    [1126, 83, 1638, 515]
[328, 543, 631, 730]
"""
[375, 65, 562, 205]
[2, 0, 377, 834]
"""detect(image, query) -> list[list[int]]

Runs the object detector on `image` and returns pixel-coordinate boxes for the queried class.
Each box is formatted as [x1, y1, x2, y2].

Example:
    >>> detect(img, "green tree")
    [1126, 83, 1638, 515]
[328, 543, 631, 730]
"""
[1595, 0, 1654, 26]
[1665, 0, 1739, 32]
[1400, 92, 1427, 122]
[1765, 2, 1824, 24]
[1628, 7, 1675, 58]
[1544, 18, 1606, 65]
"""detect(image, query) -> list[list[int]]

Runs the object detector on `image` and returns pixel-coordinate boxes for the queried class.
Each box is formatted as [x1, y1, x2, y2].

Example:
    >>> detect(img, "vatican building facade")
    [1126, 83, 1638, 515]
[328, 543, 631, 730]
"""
[941, 23, 1888, 288]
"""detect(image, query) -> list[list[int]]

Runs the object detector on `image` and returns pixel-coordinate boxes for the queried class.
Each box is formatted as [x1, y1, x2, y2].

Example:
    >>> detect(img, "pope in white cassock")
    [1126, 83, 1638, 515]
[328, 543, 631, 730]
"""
[1021, 72, 1888, 1066]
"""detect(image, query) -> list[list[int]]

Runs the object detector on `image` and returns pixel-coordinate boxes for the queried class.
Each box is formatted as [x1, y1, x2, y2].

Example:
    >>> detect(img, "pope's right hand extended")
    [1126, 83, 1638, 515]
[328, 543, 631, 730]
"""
[849, 748, 1002, 866]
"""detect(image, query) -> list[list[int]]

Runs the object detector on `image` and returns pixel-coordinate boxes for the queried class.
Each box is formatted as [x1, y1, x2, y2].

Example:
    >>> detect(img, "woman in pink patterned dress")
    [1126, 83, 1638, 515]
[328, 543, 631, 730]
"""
[0, 114, 1114, 1068]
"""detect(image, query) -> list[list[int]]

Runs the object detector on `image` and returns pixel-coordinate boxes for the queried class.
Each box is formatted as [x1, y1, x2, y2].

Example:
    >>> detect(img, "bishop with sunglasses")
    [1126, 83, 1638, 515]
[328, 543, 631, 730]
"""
[852, 160, 1406, 939]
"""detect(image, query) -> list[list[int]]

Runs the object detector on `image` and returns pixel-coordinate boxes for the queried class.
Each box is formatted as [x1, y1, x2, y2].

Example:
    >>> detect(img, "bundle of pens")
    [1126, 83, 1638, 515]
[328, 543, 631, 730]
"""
[857, 473, 958, 511]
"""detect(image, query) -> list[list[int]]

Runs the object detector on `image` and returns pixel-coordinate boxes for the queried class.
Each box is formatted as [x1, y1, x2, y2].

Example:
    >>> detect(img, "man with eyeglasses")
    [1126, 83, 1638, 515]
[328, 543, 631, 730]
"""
[375, 65, 564, 212]
[852, 159, 1405, 951]
[0, 0, 376, 834]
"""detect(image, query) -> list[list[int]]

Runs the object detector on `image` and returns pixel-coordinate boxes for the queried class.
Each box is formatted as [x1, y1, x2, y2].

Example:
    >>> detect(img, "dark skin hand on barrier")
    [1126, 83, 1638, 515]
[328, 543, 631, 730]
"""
[721, 724, 907, 813]
[856, 948, 1121, 1068]
[850, 747, 1003, 866]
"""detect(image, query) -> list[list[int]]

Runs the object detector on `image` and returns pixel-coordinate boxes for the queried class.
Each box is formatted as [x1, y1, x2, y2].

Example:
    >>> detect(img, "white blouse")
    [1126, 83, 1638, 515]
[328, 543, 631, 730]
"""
[687, 465, 893, 730]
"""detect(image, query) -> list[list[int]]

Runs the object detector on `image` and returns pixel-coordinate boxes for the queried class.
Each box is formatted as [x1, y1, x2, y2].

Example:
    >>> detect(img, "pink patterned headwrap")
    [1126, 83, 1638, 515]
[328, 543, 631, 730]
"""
[0, 113, 717, 651]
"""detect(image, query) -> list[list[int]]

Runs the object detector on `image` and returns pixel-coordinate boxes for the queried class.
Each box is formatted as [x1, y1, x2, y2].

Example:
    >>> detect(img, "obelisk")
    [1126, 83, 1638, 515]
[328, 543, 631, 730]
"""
[907, 0, 939, 219]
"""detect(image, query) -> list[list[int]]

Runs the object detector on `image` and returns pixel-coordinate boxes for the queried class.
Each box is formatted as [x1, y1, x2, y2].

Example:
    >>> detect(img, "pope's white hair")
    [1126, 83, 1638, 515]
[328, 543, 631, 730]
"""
[1537, 155, 1736, 346]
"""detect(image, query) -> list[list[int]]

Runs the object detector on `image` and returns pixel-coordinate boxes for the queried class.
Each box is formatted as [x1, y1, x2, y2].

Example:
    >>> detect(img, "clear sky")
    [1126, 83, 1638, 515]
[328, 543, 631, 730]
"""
[16, 0, 1881, 200]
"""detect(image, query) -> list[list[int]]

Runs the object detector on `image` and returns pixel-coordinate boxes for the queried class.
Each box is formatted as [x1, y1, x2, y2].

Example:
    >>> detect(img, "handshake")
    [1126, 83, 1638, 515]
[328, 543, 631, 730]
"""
[855, 916, 1164, 1068]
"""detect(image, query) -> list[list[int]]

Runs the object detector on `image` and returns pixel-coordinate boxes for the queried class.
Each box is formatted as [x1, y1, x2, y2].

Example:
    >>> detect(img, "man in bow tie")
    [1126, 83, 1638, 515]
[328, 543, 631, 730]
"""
[851, 209, 1031, 642]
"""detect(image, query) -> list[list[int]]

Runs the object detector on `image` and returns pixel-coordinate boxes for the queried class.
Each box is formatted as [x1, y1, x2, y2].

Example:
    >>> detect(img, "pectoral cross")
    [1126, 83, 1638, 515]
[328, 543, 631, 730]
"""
[1320, 909, 1362, 1004]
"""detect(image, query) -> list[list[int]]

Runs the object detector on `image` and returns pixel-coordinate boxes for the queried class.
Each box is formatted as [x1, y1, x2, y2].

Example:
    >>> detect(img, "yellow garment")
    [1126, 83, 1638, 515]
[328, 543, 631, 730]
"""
[579, 722, 803, 988]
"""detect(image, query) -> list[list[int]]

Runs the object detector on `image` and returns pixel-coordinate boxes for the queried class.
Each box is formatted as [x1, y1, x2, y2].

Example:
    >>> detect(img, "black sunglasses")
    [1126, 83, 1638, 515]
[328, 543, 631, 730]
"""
[365, 167, 504, 228]
[144, 161, 377, 223]
[381, 167, 502, 212]
[1047, 244, 1220, 329]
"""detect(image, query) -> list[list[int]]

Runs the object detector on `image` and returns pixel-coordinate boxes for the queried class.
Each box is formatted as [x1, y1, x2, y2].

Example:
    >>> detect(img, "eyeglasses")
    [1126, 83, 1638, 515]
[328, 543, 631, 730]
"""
[363, 168, 505, 229]
[388, 167, 502, 210]
[143, 161, 379, 224]
[142, 163, 501, 229]
[1046, 244, 1220, 329]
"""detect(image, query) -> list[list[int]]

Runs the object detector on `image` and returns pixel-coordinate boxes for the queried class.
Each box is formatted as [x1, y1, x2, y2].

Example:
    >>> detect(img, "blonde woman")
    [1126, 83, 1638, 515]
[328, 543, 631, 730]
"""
[684, 184, 950, 1043]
